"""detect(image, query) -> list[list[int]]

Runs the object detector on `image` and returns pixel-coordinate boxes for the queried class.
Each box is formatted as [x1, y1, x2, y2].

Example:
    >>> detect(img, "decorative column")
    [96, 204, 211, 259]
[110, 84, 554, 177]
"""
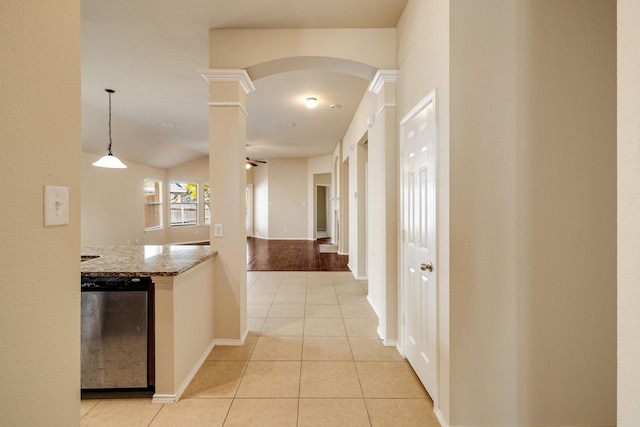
[367, 70, 398, 344]
[200, 69, 255, 343]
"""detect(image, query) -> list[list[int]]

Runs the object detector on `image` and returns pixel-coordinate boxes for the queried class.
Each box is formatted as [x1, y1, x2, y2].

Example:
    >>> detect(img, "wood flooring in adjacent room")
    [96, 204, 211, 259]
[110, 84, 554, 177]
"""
[247, 237, 350, 272]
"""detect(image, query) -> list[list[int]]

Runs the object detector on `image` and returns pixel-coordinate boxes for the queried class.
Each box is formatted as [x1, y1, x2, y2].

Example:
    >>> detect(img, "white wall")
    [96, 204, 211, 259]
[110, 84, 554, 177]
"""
[0, 1, 81, 424]
[618, 1, 640, 424]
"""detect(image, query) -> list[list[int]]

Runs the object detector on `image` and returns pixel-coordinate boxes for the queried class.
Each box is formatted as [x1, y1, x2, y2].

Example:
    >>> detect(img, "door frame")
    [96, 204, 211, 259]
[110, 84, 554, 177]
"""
[398, 89, 439, 396]
[315, 183, 331, 239]
[246, 184, 253, 237]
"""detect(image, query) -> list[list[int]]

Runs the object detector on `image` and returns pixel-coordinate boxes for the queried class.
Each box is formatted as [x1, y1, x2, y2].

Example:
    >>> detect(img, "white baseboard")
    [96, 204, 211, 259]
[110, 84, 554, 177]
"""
[173, 239, 210, 245]
[214, 329, 248, 347]
[346, 265, 367, 280]
[434, 408, 447, 427]
[369, 300, 397, 346]
[151, 394, 178, 404]
[152, 339, 216, 404]
[374, 325, 398, 347]
[250, 236, 311, 241]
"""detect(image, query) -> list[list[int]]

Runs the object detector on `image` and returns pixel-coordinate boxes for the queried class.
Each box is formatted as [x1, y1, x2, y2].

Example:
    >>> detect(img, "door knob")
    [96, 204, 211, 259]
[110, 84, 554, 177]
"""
[420, 262, 433, 272]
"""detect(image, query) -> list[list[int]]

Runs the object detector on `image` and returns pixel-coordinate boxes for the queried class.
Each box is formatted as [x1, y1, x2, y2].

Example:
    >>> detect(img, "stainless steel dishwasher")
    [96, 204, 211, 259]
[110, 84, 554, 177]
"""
[81, 276, 154, 393]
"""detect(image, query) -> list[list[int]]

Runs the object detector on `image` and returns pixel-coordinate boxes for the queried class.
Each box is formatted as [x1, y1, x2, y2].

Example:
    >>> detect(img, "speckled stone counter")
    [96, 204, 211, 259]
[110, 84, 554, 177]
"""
[81, 245, 217, 277]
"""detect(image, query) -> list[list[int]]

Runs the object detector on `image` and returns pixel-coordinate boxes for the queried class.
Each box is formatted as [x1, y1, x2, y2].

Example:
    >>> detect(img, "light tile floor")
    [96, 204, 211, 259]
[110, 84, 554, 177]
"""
[80, 271, 441, 426]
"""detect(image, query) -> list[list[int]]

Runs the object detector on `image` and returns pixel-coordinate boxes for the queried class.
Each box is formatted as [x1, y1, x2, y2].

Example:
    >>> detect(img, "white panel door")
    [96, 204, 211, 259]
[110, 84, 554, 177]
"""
[401, 92, 437, 399]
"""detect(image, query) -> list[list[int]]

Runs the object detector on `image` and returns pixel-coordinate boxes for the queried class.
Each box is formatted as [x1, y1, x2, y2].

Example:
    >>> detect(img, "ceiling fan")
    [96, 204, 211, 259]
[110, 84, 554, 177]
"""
[246, 157, 267, 169]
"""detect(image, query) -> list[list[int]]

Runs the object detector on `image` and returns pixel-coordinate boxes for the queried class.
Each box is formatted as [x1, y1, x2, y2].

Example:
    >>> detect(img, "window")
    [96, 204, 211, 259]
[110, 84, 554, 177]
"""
[144, 179, 163, 230]
[170, 181, 198, 226]
[203, 184, 211, 225]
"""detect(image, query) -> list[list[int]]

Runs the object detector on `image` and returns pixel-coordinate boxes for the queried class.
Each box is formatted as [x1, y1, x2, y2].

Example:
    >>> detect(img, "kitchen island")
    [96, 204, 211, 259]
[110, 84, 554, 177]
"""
[81, 245, 217, 404]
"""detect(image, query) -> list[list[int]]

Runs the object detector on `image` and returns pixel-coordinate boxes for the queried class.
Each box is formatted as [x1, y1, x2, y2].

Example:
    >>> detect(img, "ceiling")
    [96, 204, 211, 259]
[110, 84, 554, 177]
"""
[81, 0, 407, 169]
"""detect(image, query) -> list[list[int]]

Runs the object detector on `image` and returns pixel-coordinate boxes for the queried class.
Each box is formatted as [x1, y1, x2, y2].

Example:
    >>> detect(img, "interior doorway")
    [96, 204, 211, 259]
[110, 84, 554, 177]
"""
[316, 184, 331, 239]
[313, 172, 332, 240]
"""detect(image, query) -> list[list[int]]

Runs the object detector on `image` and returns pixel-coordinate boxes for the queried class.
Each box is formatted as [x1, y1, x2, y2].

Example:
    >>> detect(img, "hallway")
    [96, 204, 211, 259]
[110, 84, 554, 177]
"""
[80, 271, 439, 426]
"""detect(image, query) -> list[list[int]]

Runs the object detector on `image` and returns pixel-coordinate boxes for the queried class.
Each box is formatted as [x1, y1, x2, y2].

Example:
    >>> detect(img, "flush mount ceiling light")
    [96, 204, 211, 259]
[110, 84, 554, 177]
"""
[93, 88, 127, 169]
[305, 97, 318, 109]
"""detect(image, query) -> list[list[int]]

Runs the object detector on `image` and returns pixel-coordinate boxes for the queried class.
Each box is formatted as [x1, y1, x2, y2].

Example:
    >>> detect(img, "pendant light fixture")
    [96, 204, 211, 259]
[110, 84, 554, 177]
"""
[93, 88, 127, 169]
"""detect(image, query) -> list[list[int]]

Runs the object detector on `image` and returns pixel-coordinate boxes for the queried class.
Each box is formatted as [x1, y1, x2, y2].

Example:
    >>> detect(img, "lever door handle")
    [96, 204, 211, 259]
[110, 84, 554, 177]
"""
[420, 262, 433, 272]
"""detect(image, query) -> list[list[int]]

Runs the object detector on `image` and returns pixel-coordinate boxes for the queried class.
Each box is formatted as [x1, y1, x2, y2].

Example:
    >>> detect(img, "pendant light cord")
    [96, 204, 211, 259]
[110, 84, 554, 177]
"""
[105, 88, 115, 155]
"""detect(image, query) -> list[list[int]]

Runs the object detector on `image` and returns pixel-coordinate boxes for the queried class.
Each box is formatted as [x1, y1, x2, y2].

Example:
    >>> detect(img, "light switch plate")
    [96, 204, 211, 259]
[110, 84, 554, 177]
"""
[44, 185, 69, 226]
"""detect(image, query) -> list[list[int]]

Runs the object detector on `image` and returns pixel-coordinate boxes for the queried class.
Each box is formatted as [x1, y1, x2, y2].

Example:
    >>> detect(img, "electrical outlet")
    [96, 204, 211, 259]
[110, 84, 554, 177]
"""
[214, 224, 223, 237]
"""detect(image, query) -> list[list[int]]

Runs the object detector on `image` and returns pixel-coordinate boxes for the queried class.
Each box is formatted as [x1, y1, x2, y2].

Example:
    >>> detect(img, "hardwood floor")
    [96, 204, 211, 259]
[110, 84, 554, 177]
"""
[247, 237, 350, 271]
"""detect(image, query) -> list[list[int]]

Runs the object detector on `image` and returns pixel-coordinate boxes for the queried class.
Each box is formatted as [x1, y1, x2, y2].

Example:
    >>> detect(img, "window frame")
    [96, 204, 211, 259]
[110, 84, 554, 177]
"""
[203, 183, 211, 225]
[169, 180, 199, 227]
[143, 178, 164, 231]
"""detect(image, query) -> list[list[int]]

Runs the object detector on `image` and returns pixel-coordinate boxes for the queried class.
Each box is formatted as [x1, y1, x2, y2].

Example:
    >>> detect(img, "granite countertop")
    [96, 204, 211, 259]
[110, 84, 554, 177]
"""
[81, 245, 217, 277]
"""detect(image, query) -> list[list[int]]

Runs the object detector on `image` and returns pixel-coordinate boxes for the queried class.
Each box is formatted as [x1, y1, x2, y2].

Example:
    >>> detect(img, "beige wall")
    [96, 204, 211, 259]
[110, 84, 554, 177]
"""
[166, 155, 210, 243]
[397, 0, 451, 418]
[514, 2, 616, 424]
[313, 173, 331, 234]
[267, 158, 308, 239]
[446, 0, 617, 425]
[342, 92, 377, 280]
[398, 1, 616, 425]
[1, 3, 628, 425]
[618, 0, 640, 424]
[207, 77, 248, 341]
[450, 1, 519, 423]
[367, 75, 399, 344]
[0, 1, 82, 425]
[308, 155, 333, 239]
[253, 163, 269, 238]
[82, 153, 167, 245]
[82, 154, 211, 246]
[210, 28, 396, 72]
[153, 259, 215, 400]
[252, 157, 326, 240]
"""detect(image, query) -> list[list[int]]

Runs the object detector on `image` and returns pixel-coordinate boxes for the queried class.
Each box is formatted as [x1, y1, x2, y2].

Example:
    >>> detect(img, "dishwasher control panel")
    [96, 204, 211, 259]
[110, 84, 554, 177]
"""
[81, 276, 151, 291]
